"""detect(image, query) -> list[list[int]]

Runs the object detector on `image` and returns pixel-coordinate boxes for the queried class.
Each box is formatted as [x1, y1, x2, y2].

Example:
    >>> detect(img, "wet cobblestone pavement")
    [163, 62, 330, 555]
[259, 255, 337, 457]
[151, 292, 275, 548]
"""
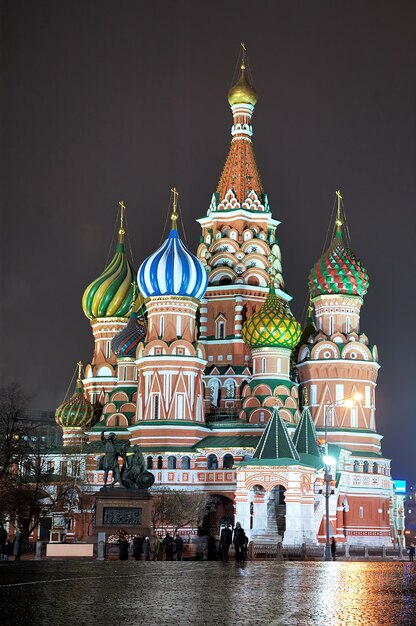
[0, 560, 415, 626]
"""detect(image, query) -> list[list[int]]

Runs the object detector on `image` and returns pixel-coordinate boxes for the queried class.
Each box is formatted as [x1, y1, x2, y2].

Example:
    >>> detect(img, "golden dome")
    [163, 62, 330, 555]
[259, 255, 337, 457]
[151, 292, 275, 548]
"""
[228, 64, 257, 107]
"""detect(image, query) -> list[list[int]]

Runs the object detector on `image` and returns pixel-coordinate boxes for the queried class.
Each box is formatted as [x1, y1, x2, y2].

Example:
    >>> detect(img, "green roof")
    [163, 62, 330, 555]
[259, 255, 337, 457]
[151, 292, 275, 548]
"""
[293, 406, 321, 457]
[253, 406, 300, 462]
[195, 435, 260, 450]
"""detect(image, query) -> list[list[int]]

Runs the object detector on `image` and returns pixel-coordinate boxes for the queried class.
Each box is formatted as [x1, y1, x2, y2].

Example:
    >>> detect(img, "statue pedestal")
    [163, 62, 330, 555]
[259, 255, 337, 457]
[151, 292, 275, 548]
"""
[94, 488, 153, 537]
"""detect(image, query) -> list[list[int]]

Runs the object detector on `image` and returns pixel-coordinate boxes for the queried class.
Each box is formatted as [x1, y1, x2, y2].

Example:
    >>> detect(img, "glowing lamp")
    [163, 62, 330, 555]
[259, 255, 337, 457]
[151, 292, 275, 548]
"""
[323, 455, 335, 468]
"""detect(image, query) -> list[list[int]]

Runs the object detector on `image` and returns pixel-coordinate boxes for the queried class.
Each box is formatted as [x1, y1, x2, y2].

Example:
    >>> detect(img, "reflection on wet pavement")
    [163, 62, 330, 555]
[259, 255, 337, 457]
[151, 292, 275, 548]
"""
[0, 561, 415, 625]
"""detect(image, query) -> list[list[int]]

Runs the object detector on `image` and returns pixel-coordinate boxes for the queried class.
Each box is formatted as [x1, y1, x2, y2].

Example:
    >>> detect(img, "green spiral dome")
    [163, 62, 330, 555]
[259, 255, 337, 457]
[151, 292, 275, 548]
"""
[55, 378, 94, 429]
[82, 236, 135, 320]
[242, 287, 301, 349]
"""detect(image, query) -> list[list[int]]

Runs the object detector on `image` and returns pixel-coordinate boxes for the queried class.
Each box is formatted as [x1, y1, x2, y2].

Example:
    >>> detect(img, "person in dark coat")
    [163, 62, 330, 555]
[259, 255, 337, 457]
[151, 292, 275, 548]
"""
[0, 524, 7, 559]
[409, 543, 415, 562]
[118, 533, 129, 561]
[233, 522, 247, 563]
[132, 536, 143, 561]
[174, 533, 184, 561]
[143, 537, 151, 561]
[163, 532, 174, 561]
[2, 540, 11, 562]
[219, 523, 232, 562]
[331, 537, 336, 561]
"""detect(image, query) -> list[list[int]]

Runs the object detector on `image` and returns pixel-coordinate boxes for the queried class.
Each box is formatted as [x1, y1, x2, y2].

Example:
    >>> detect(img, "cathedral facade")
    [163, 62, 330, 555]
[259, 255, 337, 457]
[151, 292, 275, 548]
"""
[55, 54, 396, 547]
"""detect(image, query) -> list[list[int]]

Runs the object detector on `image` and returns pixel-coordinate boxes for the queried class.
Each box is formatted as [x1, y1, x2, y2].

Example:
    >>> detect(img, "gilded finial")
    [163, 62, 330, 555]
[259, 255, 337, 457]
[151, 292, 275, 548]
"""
[335, 190, 343, 235]
[118, 200, 126, 242]
[303, 386, 309, 407]
[130, 281, 137, 310]
[76, 361, 83, 381]
[240, 42, 246, 70]
[171, 187, 179, 230]
[274, 387, 279, 406]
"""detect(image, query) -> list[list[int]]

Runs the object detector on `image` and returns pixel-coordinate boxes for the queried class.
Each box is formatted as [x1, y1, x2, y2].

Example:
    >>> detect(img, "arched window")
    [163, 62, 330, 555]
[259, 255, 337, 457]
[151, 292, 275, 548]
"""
[181, 456, 191, 470]
[147, 456, 153, 470]
[363, 461, 369, 474]
[223, 454, 234, 469]
[176, 316, 182, 337]
[262, 358, 266, 373]
[373, 462, 378, 475]
[353, 460, 359, 473]
[217, 321, 225, 339]
[207, 454, 218, 470]
[157, 456, 163, 469]
[159, 316, 164, 336]
[168, 456, 177, 469]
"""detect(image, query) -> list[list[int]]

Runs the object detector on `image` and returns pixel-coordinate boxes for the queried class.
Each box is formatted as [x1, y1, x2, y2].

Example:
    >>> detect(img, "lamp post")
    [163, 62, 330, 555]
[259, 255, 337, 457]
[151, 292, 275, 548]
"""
[322, 393, 361, 561]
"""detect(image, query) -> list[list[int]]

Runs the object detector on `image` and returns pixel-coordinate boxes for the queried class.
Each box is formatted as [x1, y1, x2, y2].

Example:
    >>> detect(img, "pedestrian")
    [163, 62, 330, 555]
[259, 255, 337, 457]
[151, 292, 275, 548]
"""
[219, 523, 232, 562]
[12, 528, 23, 562]
[0, 524, 7, 560]
[118, 533, 129, 561]
[132, 535, 143, 561]
[331, 537, 336, 561]
[233, 522, 247, 563]
[143, 536, 151, 561]
[409, 543, 415, 562]
[154, 534, 163, 561]
[174, 533, 184, 561]
[2, 540, 11, 562]
[163, 532, 174, 561]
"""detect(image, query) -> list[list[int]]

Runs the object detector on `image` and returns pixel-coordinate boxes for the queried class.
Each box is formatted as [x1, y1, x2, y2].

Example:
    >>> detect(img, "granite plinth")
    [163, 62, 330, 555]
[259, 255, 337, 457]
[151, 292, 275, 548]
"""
[94, 487, 152, 537]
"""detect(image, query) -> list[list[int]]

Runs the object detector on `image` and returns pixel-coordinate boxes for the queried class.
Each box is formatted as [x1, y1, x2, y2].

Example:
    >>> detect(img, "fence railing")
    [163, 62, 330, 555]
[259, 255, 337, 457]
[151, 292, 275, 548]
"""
[249, 541, 405, 561]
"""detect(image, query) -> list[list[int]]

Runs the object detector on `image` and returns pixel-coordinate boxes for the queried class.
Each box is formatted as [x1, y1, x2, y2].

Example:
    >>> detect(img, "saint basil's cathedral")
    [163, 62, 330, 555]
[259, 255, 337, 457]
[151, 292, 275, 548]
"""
[54, 51, 398, 547]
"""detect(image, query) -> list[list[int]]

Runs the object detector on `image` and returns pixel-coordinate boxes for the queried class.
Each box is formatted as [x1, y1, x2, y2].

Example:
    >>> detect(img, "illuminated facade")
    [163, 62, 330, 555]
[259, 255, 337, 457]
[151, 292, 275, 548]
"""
[54, 50, 396, 547]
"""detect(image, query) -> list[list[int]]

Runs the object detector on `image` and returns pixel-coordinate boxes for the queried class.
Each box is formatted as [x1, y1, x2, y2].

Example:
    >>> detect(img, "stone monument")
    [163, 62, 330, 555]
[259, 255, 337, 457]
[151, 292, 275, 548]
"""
[94, 433, 155, 537]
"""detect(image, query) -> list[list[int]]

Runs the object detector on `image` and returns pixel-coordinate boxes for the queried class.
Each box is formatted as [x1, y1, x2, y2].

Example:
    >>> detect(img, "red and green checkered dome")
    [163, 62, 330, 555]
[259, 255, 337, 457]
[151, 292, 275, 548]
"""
[55, 378, 94, 429]
[309, 225, 369, 298]
[242, 287, 301, 349]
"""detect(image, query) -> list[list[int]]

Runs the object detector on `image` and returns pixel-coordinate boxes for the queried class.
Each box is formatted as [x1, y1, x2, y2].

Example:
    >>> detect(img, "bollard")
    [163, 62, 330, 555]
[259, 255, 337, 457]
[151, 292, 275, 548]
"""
[276, 542, 283, 561]
[364, 544, 369, 559]
[35, 541, 42, 561]
[248, 541, 254, 561]
[399, 545, 403, 561]
[97, 532, 106, 561]
[345, 543, 350, 559]
[382, 545, 386, 559]
[301, 542, 307, 561]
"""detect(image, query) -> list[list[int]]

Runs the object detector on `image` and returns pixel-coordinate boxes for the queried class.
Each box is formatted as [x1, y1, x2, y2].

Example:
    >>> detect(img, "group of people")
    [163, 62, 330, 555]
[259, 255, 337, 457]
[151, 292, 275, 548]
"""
[219, 522, 247, 563]
[116, 529, 184, 561]
[0, 524, 24, 562]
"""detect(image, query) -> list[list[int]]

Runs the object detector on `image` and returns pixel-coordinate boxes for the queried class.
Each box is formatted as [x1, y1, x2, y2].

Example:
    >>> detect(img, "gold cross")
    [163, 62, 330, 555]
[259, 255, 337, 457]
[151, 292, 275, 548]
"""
[171, 187, 179, 228]
[77, 361, 83, 379]
[335, 190, 343, 227]
[118, 200, 126, 235]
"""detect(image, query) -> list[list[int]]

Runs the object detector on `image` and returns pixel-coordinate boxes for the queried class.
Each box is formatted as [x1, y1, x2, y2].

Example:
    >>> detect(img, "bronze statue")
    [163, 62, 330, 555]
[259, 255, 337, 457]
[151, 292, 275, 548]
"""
[100, 431, 123, 487]
[122, 443, 155, 489]
[99, 432, 154, 489]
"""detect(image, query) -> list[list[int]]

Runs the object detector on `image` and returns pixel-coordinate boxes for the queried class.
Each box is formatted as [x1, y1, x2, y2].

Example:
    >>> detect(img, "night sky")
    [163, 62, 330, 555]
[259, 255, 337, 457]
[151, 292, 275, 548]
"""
[1, 1, 415, 481]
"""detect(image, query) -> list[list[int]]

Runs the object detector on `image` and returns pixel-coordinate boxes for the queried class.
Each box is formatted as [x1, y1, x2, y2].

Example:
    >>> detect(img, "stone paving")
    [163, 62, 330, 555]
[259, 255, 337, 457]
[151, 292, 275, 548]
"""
[0, 560, 415, 625]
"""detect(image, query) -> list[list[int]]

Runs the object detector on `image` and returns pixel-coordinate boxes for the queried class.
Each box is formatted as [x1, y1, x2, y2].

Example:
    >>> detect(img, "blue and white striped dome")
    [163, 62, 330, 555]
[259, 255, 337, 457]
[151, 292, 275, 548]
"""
[137, 229, 208, 300]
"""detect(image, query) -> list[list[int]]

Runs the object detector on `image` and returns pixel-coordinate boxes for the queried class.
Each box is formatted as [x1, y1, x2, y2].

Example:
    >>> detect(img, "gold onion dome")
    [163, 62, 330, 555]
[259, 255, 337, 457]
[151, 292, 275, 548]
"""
[242, 287, 301, 349]
[228, 63, 257, 107]
[55, 365, 94, 429]
[82, 204, 135, 320]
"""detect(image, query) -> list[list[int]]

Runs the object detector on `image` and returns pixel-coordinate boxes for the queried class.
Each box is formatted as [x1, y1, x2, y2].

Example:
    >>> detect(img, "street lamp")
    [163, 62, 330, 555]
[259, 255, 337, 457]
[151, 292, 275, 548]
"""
[322, 393, 361, 561]
[323, 454, 335, 560]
